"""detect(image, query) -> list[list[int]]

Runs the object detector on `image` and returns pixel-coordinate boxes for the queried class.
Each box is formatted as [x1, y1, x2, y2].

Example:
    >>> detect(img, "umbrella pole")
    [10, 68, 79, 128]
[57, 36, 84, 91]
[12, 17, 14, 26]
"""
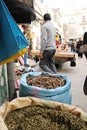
[7, 62, 17, 101]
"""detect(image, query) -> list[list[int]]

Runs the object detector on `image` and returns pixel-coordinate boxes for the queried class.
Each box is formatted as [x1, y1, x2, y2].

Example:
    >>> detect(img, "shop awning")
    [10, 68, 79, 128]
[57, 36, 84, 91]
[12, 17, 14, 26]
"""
[4, 0, 36, 23]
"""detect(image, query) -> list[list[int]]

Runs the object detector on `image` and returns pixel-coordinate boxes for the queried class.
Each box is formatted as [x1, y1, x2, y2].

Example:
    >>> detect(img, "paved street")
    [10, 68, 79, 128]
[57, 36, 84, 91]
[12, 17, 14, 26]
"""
[57, 53, 87, 112]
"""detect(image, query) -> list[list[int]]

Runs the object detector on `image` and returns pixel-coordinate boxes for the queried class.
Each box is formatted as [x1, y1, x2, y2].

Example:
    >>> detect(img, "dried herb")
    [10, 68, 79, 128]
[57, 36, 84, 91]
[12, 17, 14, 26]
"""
[26, 75, 65, 89]
[5, 106, 87, 130]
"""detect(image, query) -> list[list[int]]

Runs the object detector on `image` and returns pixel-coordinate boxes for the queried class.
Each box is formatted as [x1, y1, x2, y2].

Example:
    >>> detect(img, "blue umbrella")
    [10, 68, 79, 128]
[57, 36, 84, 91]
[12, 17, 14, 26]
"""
[0, 0, 29, 64]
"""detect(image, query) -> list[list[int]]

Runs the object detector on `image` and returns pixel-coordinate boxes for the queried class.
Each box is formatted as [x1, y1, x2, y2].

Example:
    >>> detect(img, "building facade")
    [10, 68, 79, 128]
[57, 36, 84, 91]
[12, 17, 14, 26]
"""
[62, 8, 87, 42]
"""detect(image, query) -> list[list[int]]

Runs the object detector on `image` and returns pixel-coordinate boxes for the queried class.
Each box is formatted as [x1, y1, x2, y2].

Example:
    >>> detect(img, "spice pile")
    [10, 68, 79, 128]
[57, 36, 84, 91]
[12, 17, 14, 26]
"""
[5, 106, 87, 130]
[26, 75, 65, 89]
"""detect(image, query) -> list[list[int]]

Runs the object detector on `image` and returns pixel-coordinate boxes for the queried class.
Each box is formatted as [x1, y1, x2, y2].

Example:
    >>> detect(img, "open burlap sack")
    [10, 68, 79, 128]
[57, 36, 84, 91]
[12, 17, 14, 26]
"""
[0, 97, 87, 130]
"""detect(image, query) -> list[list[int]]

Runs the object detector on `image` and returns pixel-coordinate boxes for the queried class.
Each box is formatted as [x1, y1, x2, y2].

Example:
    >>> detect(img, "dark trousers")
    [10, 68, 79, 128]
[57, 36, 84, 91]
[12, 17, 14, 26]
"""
[77, 48, 83, 58]
[39, 50, 57, 74]
[78, 52, 83, 58]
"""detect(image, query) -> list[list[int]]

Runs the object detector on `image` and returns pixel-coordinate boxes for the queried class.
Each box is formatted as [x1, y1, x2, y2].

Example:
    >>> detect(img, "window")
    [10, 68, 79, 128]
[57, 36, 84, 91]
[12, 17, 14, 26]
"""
[82, 16, 86, 22]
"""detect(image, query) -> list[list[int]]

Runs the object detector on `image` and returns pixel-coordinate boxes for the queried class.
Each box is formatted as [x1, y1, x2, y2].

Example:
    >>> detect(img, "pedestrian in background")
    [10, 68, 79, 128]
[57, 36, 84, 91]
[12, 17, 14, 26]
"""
[39, 13, 57, 74]
[55, 34, 60, 48]
[76, 38, 83, 58]
[80, 32, 87, 95]
[81, 32, 87, 59]
[70, 42, 75, 52]
[22, 25, 30, 67]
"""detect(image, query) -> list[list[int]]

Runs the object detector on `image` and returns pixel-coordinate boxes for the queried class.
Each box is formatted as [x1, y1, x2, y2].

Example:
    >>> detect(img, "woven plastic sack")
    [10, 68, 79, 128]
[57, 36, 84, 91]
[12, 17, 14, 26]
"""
[19, 72, 72, 104]
[0, 0, 28, 64]
[0, 97, 87, 130]
[26, 90, 72, 104]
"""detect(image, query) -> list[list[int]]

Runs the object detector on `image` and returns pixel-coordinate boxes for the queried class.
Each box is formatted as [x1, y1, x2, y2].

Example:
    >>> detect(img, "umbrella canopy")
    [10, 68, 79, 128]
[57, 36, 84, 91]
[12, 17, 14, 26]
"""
[4, 0, 36, 23]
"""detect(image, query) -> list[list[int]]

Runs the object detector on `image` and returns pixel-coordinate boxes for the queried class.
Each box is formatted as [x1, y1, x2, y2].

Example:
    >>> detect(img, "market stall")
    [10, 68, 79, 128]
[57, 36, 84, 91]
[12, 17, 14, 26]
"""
[31, 48, 76, 69]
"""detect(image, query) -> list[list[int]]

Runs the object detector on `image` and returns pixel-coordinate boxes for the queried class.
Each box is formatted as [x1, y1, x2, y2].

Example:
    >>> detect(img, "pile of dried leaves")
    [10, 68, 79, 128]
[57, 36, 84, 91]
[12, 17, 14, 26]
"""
[5, 106, 87, 130]
[26, 75, 65, 89]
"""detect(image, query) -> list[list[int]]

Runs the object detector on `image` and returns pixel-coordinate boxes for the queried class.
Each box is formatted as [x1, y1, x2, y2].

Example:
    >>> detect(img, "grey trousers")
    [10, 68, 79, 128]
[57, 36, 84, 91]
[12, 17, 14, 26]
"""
[39, 50, 57, 74]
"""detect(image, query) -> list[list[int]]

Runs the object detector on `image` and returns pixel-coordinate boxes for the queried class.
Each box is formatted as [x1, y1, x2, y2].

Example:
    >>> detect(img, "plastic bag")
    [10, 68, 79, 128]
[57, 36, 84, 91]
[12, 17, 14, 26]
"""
[0, 0, 29, 64]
